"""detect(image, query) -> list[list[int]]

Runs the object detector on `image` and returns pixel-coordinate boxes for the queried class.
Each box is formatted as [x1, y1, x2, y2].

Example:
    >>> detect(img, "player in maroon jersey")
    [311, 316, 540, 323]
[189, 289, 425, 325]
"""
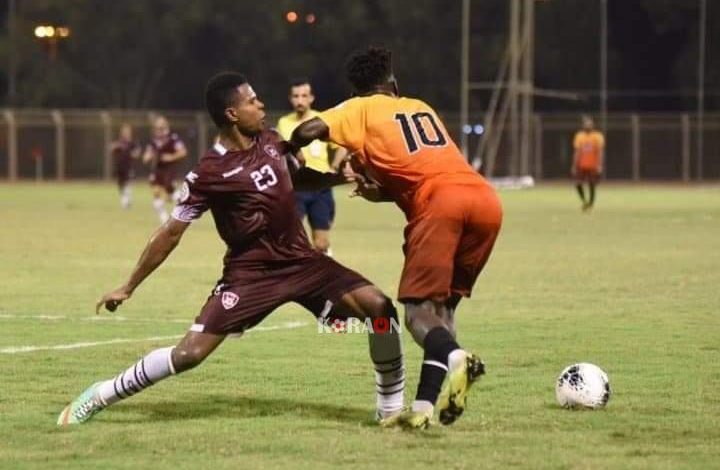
[142, 116, 188, 223]
[110, 123, 141, 209]
[57, 72, 405, 427]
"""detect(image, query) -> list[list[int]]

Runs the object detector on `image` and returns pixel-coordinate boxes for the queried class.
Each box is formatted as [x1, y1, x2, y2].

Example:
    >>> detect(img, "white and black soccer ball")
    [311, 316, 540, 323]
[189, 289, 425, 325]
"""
[555, 363, 611, 409]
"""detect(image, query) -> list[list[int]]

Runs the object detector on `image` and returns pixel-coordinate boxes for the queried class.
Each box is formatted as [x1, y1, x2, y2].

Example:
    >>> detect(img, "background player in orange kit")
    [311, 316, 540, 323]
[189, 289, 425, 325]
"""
[289, 46, 503, 429]
[572, 115, 605, 211]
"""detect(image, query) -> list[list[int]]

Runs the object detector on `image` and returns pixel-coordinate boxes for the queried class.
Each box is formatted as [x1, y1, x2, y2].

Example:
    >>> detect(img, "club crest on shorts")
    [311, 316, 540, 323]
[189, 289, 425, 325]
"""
[263, 144, 280, 160]
[221, 291, 239, 310]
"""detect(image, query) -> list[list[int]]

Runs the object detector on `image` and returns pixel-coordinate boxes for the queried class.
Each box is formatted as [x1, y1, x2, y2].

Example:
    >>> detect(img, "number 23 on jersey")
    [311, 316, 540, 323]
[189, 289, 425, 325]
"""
[250, 164, 278, 191]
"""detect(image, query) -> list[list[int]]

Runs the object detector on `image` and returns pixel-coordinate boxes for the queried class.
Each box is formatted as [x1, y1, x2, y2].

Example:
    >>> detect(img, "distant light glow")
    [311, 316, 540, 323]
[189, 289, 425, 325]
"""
[462, 124, 473, 135]
[286, 11, 298, 23]
[305, 13, 316, 24]
[473, 124, 485, 135]
[34, 26, 46, 38]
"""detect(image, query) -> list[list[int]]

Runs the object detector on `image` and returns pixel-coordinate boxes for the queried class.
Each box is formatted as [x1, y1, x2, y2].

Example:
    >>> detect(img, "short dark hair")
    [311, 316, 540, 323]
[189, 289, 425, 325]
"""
[346, 46, 393, 94]
[205, 72, 248, 127]
[289, 77, 311, 89]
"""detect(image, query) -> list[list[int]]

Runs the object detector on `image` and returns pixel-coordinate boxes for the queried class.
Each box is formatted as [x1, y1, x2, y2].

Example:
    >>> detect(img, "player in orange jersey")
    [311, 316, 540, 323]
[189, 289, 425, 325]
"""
[288, 46, 503, 429]
[572, 116, 605, 211]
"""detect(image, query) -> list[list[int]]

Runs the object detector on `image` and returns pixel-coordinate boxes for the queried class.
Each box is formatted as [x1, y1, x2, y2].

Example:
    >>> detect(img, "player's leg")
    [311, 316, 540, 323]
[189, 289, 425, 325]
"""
[307, 190, 334, 256]
[333, 285, 405, 419]
[295, 257, 405, 420]
[588, 172, 598, 209]
[57, 330, 225, 426]
[388, 210, 464, 428]
[435, 189, 502, 425]
[118, 172, 131, 209]
[150, 183, 170, 223]
[575, 171, 587, 207]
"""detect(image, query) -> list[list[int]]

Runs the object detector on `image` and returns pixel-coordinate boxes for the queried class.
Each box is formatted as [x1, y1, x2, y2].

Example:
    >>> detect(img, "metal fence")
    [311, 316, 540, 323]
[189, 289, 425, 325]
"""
[1, 109, 719, 181]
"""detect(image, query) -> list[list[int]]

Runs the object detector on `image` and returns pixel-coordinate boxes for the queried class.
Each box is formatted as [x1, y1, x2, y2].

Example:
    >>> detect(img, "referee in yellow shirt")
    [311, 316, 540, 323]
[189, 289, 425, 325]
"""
[277, 78, 347, 255]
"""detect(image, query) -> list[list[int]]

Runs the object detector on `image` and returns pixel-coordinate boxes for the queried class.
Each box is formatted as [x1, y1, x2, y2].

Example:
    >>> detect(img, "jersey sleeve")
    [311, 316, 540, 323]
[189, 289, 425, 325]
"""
[573, 132, 582, 149]
[596, 133, 606, 149]
[171, 172, 209, 223]
[318, 99, 366, 151]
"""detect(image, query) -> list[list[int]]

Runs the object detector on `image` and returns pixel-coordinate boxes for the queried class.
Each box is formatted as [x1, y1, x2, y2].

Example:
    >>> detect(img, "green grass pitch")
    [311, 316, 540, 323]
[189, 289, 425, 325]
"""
[1, 182, 718, 469]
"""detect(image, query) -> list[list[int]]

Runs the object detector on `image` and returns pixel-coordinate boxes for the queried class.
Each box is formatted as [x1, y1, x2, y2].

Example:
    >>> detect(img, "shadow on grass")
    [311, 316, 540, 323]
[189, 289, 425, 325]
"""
[107, 394, 379, 427]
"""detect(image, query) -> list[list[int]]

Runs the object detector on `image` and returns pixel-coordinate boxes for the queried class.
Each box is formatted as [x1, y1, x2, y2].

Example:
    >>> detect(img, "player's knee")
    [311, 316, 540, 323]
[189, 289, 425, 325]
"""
[172, 345, 209, 372]
[365, 292, 395, 320]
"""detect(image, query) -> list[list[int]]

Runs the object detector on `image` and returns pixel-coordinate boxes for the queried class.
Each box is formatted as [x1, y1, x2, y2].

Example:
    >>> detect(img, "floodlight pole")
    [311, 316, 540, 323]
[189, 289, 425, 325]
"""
[460, 0, 470, 158]
[697, 0, 706, 181]
[509, 0, 521, 175]
[600, 0, 608, 136]
[520, 0, 534, 176]
[8, 0, 17, 105]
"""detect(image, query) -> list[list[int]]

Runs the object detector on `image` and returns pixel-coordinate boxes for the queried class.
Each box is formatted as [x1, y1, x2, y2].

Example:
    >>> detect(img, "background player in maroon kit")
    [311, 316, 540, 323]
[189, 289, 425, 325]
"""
[57, 72, 405, 426]
[142, 115, 188, 223]
[109, 123, 141, 209]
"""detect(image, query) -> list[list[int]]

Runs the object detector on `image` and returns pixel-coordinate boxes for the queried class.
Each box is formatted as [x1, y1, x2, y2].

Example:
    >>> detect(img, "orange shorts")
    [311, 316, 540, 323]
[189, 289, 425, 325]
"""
[398, 182, 503, 303]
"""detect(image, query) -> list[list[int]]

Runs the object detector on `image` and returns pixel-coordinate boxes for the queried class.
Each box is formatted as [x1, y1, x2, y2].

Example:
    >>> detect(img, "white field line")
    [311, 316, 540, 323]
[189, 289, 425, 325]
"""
[0, 314, 190, 324]
[0, 321, 308, 354]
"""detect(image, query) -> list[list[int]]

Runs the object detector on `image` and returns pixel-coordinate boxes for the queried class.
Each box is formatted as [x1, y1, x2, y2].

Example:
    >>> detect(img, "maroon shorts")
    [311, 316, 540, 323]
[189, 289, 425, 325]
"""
[193, 255, 371, 334]
[149, 166, 176, 194]
[575, 168, 600, 183]
[116, 168, 132, 188]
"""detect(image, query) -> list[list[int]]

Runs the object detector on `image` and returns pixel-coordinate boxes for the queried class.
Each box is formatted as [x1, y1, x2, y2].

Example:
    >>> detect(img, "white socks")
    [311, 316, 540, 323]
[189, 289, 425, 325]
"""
[448, 349, 467, 371]
[369, 329, 405, 418]
[96, 347, 176, 406]
[120, 186, 131, 209]
[152, 198, 169, 223]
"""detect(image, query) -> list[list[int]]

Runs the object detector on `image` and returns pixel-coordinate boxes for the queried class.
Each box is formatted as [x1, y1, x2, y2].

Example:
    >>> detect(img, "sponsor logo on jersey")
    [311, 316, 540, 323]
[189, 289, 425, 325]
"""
[222, 166, 245, 178]
[221, 291, 239, 310]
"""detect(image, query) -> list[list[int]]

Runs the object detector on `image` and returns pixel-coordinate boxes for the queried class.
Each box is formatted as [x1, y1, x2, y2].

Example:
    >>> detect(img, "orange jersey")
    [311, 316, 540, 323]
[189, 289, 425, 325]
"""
[573, 130, 605, 170]
[318, 94, 488, 218]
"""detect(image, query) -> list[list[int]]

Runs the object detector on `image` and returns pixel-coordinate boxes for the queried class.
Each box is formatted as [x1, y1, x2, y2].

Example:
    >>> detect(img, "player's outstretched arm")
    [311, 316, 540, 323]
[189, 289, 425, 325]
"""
[96, 219, 190, 314]
[291, 167, 347, 191]
[289, 117, 329, 149]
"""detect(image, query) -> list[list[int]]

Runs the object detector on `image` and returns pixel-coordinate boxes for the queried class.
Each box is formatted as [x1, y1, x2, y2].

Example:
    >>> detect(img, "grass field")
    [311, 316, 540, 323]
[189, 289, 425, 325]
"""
[1, 182, 719, 469]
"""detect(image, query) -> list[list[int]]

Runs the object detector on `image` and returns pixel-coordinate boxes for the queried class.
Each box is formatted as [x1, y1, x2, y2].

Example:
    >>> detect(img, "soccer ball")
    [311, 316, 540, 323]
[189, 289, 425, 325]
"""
[555, 363, 611, 409]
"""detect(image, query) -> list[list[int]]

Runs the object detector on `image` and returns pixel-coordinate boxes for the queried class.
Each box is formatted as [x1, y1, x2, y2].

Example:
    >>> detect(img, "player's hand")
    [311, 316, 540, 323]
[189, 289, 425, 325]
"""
[341, 160, 360, 183]
[96, 287, 132, 314]
[351, 180, 385, 202]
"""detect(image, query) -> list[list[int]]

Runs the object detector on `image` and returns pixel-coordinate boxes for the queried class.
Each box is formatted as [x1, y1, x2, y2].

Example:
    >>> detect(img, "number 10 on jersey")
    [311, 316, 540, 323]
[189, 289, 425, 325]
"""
[394, 112, 448, 154]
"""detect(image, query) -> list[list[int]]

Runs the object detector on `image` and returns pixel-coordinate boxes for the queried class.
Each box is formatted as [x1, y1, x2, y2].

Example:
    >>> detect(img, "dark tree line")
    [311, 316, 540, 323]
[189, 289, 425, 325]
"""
[0, 0, 717, 112]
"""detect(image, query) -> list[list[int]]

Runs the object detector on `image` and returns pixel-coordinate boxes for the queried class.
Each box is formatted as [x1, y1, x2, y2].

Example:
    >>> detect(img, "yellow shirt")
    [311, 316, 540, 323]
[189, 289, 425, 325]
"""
[277, 110, 334, 173]
[573, 130, 605, 170]
[318, 94, 487, 217]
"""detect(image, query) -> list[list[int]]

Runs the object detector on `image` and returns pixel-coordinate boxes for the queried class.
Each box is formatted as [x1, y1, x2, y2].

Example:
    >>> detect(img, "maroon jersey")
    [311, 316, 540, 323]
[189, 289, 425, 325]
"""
[146, 132, 185, 172]
[172, 130, 316, 277]
[112, 140, 139, 175]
